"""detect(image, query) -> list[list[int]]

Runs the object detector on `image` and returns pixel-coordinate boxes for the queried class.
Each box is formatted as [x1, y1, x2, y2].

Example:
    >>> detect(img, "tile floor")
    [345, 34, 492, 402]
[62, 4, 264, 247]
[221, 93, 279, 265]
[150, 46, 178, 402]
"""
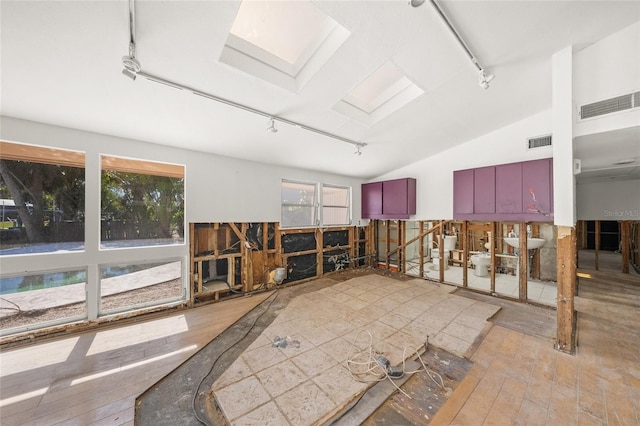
[211, 275, 500, 425]
[407, 262, 557, 307]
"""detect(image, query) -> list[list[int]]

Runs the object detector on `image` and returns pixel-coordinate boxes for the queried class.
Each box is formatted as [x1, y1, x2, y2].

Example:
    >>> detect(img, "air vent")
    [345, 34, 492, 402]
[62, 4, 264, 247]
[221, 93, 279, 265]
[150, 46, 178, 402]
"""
[527, 134, 552, 150]
[580, 93, 633, 119]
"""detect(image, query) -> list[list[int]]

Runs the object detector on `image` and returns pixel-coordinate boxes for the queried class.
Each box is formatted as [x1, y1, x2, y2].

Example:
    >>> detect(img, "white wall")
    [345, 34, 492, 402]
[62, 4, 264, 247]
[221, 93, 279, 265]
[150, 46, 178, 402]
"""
[372, 110, 553, 220]
[0, 116, 364, 224]
[573, 22, 640, 138]
[0, 116, 364, 318]
[576, 179, 640, 221]
[552, 46, 576, 227]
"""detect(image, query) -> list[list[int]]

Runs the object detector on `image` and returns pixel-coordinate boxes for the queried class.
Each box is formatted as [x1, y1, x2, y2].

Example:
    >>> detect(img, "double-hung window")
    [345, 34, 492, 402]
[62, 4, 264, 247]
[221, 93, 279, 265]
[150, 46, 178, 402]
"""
[281, 180, 317, 228]
[322, 184, 350, 226]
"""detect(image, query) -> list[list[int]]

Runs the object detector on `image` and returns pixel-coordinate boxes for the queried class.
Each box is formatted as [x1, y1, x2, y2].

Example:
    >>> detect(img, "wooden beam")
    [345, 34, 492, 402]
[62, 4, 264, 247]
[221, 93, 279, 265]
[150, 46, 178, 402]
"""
[490, 222, 496, 294]
[316, 228, 323, 278]
[519, 222, 528, 301]
[532, 224, 541, 279]
[189, 223, 195, 304]
[462, 221, 468, 288]
[439, 221, 444, 283]
[419, 221, 425, 278]
[556, 226, 576, 354]
[228, 222, 244, 242]
[595, 220, 600, 270]
[621, 221, 630, 274]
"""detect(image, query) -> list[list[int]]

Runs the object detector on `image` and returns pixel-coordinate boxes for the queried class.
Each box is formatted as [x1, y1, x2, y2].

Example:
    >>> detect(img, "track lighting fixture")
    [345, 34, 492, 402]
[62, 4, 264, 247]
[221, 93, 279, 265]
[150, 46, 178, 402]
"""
[354, 146, 363, 156]
[478, 69, 495, 90]
[121, 0, 366, 152]
[410, 0, 426, 6]
[266, 118, 278, 133]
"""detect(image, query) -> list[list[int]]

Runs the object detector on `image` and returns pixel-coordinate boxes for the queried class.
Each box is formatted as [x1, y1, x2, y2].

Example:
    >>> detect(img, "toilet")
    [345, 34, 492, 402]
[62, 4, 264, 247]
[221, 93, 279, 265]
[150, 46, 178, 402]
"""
[432, 249, 450, 270]
[470, 253, 491, 277]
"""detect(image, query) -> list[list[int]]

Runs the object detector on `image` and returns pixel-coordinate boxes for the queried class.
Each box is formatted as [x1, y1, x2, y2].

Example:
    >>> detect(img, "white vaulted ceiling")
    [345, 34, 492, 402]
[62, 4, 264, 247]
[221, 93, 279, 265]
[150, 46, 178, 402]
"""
[1, 1, 639, 178]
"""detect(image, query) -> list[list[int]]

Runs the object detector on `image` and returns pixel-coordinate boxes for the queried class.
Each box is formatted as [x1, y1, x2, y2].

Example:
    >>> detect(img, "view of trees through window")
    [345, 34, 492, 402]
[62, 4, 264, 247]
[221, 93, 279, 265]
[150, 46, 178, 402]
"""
[0, 154, 85, 253]
[101, 168, 185, 247]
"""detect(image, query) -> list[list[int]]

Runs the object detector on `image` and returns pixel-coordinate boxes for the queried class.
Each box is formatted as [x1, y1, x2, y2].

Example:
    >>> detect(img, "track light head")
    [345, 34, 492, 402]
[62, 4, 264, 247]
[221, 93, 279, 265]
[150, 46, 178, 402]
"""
[267, 118, 278, 133]
[479, 69, 495, 90]
[354, 146, 363, 156]
[122, 55, 141, 73]
[410, 0, 426, 6]
[122, 68, 137, 80]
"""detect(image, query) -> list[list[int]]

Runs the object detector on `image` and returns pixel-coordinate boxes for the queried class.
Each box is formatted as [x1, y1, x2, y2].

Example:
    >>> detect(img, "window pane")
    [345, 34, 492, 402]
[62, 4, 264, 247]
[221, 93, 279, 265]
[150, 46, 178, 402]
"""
[322, 185, 349, 225]
[281, 206, 316, 228]
[0, 142, 85, 255]
[0, 269, 87, 335]
[281, 180, 317, 227]
[323, 207, 349, 225]
[100, 260, 183, 314]
[101, 156, 184, 248]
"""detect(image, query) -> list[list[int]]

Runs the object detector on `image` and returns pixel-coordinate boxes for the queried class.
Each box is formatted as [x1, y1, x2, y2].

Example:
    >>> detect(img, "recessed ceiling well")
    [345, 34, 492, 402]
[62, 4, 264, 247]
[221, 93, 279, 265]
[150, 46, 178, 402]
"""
[333, 62, 425, 125]
[220, 1, 350, 92]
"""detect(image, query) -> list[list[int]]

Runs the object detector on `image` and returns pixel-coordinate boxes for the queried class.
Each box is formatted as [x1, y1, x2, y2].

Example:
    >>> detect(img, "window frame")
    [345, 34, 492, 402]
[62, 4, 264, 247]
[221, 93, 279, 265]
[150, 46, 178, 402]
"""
[321, 183, 351, 226]
[280, 179, 319, 228]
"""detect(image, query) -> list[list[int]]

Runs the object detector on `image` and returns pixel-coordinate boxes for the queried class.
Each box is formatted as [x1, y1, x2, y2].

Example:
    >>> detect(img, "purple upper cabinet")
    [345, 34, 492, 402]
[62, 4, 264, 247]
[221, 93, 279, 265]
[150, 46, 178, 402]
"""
[453, 169, 474, 215]
[362, 182, 383, 218]
[522, 158, 553, 219]
[362, 178, 416, 219]
[496, 163, 523, 213]
[473, 166, 496, 214]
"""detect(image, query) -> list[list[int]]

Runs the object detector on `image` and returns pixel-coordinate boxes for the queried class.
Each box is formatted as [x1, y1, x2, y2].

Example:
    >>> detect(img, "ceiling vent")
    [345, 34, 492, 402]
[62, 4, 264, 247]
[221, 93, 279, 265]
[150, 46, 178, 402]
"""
[579, 92, 636, 119]
[527, 134, 552, 150]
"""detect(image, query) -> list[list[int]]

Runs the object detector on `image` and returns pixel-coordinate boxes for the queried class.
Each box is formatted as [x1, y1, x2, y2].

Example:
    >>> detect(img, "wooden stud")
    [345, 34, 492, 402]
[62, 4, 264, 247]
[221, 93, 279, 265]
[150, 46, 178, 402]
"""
[519, 222, 528, 301]
[274, 222, 282, 267]
[556, 226, 576, 354]
[189, 223, 195, 304]
[621, 221, 630, 274]
[316, 228, 323, 278]
[595, 220, 600, 270]
[419, 221, 425, 278]
[532, 224, 541, 279]
[462, 221, 468, 288]
[439, 220, 445, 283]
[490, 221, 496, 294]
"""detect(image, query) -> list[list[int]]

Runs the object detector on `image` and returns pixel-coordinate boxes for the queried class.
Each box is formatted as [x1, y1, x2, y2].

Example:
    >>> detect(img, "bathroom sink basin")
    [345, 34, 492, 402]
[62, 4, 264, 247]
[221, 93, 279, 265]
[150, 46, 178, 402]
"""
[504, 237, 545, 249]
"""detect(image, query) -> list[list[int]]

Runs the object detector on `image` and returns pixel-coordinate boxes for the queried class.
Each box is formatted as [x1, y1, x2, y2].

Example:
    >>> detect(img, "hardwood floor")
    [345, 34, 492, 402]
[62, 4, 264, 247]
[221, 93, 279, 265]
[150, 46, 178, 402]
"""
[431, 266, 640, 425]
[0, 292, 273, 426]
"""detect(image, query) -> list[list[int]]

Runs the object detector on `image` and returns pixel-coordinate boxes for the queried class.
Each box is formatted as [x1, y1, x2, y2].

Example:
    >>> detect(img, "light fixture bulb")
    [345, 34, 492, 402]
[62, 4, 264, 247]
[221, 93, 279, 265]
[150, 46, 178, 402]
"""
[122, 68, 137, 80]
[354, 146, 362, 156]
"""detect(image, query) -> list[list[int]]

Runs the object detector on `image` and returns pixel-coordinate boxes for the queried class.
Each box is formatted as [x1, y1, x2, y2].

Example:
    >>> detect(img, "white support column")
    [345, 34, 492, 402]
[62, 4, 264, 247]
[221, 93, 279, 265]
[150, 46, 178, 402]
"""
[552, 46, 575, 227]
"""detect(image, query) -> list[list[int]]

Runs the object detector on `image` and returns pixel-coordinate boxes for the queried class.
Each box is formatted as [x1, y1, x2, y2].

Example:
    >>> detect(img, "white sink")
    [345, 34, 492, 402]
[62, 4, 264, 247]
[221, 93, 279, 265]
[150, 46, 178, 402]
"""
[504, 237, 545, 249]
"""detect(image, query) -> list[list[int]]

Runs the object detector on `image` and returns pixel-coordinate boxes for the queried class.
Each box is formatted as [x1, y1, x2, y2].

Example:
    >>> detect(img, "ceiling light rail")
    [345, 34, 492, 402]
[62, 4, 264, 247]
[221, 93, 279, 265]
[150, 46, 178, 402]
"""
[121, 0, 365, 152]
[413, 0, 495, 89]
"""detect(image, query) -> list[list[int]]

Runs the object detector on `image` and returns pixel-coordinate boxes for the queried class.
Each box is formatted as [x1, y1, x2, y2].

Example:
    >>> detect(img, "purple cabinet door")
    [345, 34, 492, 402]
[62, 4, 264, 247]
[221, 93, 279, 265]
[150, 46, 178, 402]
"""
[453, 169, 474, 214]
[382, 179, 409, 216]
[473, 166, 496, 214]
[522, 159, 552, 216]
[362, 182, 383, 218]
[496, 163, 523, 213]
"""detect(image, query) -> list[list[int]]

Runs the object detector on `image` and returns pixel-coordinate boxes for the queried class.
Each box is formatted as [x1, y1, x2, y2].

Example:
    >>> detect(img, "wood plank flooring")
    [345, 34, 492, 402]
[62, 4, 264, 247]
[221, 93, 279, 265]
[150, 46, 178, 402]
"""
[0, 292, 272, 426]
[430, 265, 640, 425]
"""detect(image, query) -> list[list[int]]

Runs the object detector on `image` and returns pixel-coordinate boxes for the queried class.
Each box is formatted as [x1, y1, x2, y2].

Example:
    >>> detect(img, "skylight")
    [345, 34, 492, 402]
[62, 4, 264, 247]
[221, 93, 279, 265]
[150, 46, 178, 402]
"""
[334, 62, 424, 125]
[221, 1, 350, 92]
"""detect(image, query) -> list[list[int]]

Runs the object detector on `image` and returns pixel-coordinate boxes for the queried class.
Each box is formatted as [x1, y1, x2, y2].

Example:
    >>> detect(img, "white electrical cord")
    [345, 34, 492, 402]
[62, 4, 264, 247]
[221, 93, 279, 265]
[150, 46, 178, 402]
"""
[345, 330, 447, 400]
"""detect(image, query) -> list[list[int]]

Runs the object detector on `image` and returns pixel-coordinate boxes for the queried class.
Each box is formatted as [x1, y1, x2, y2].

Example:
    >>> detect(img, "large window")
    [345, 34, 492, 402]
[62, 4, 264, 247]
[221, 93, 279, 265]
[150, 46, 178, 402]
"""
[0, 141, 85, 255]
[281, 179, 351, 228]
[0, 268, 87, 335]
[99, 260, 183, 315]
[281, 180, 317, 228]
[101, 156, 184, 248]
[322, 184, 350, 226]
